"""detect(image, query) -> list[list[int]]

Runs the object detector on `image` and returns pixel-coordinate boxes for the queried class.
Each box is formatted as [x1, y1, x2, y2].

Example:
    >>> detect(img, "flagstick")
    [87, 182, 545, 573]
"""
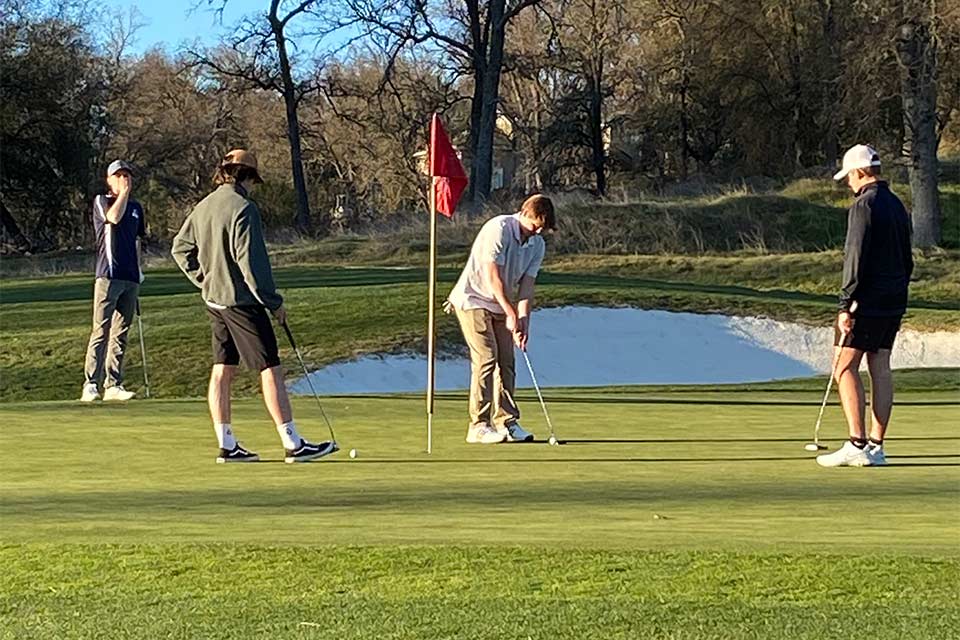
[426, 175, 437, 454]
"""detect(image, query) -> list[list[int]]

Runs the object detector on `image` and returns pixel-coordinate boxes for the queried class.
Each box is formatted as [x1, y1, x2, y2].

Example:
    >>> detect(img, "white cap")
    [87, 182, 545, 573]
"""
[833, 144, 881, 181]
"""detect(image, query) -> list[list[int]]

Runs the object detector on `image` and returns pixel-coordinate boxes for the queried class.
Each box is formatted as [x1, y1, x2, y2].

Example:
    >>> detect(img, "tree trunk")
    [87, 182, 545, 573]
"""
[472, 0, 507, 207]
[789, 3, 804, 171]
[818, 0, 840, 166]
[466, 58, 486, 207]
[0, 199, 31, 251]
[589, 60, 606, 196]
[271, 17, 313, 234]
[679, 68, 689, 180]
[897, 9, 941, 248]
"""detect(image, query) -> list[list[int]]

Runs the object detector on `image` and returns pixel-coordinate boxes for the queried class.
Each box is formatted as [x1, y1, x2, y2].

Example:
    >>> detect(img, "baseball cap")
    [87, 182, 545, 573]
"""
[833, 144, 881, 181]
[222, 149, 263, 183]
[107, 159, 134, 176]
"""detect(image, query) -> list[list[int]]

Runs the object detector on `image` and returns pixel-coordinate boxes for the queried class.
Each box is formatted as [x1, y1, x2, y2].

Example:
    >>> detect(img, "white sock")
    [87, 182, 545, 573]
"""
[214, 423, 237, 450]
[277, 421, 301, 449]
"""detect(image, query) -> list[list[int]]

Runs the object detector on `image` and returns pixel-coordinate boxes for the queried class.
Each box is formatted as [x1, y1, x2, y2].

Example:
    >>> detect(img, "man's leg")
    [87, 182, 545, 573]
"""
[244, 314, 336, 461]
[455, 307, 504, 443]
[261, 365, 293, 425]
[104, 282, 139, 390]
[817, 345, 871, 467]
[82, 278, 117, 392]
[208, 364, 236, 425]
[206, 308, 254, 461]
[208, 363, 257, 462]
[866, 349, 894, 442]
[835, 345, 867, 441]
[490, 314, 520, 429]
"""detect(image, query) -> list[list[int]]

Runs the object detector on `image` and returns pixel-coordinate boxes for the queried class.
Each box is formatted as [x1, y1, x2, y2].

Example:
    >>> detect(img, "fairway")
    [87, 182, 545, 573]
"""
[2, 386, 958, 638]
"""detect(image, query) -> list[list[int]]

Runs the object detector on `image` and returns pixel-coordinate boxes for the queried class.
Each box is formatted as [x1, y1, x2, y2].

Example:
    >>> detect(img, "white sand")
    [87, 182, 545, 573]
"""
[289, 307, 960, 395]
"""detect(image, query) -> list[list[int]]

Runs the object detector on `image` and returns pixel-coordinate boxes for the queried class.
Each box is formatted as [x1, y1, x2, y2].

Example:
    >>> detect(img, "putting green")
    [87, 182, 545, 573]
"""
[1, 388, 957, 639]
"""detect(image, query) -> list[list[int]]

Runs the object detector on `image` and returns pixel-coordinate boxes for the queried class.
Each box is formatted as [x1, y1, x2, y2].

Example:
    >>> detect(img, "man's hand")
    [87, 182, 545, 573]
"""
[514, 315, 530, 351]
[118, 174, 132, 196]
[505, 307, 518, 333]
[272, 305, 288, 326]
[838, 310, 854, 335]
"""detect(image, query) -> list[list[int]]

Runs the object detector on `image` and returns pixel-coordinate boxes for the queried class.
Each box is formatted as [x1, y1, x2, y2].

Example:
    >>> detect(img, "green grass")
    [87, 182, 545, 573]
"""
[2, 265, 958, 402]
[1, 386, 958, 638]
[3, 546, 957, 639]
[1, 245, 958, 637]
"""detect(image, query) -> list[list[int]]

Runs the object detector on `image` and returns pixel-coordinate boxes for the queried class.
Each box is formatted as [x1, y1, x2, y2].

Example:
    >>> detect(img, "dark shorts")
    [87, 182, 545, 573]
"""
[835, 315, 902, 353]
[207, 305, 280, 371]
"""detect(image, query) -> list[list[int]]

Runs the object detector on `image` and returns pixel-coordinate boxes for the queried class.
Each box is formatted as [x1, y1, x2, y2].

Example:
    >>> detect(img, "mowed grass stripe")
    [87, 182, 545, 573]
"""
[1, 545, 957, 639]
[1, 394, 957, 553]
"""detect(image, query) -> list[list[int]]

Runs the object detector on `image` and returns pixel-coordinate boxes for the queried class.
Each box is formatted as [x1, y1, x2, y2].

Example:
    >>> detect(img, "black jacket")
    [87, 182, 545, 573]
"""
[839, 181, 913, 317]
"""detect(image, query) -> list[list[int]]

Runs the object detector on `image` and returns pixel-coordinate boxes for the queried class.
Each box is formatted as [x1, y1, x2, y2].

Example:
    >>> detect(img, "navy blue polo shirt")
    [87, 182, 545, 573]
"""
[93, 194, 146, 283]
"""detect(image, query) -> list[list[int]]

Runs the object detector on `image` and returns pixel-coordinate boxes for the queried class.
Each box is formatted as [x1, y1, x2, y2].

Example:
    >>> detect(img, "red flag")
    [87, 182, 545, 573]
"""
[429, 113, 467, 217]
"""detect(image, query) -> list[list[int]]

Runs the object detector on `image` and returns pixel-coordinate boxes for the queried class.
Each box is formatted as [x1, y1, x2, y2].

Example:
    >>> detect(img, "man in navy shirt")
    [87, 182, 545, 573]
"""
[817, 145, 913, 468]
[80, 160, 145, 402]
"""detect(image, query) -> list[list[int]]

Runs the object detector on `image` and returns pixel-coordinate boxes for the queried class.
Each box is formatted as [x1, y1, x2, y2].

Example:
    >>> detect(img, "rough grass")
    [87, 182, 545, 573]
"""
[2, 546, 958, 640]
[1, 180, 957, 280]
[2, 266, 958, 402]
[0, 385, 958, 639]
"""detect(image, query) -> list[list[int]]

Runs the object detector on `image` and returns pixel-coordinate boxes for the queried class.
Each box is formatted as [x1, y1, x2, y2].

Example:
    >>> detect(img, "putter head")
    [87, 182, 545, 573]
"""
[804, 442, 827, 452]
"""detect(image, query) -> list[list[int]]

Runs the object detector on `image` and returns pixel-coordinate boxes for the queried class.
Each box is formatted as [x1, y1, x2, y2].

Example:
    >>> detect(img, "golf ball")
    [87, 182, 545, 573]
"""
[548, 436, 557, 446]
[804, 443, 820, 452]
[349, 448, 358, 459]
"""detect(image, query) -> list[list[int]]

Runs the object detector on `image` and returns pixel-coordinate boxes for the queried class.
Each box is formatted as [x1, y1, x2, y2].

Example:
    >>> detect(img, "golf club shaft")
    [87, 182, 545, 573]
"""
[521, 350, 556, 439]
[136, 301, 150, 398]
[814, 328, 851, 444]
[813, 302, 859, 444]
[282, 322, 337, 443]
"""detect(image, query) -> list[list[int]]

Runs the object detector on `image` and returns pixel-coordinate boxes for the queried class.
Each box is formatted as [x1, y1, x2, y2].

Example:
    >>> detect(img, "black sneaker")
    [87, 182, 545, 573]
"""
[284, 440, 339, 464]
[216, 444, 260, 464]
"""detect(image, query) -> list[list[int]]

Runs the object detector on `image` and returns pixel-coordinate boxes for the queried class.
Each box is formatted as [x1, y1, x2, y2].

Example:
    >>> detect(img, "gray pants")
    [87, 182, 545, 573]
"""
[83, 278, 139, 388]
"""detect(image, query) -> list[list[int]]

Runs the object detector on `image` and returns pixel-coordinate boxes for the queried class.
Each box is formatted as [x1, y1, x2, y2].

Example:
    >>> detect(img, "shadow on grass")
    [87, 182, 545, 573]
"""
[4, 266, 956, 311]
[344, 394, 960, 407]
[4, 465, 956, 516]
[563, 437, 960, 444]
[885, 463, 960, 467]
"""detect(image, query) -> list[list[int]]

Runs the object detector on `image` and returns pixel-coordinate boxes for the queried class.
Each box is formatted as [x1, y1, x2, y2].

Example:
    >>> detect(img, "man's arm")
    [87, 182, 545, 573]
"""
[137, 204, 146, 283]
[483, 261, 518, 329]
[515, 275, 537, 350]
[104, 177, 132, 224]
[839, 202, 870, 312]
[171, 215, 203, 289]
[233, 204, 284, 312]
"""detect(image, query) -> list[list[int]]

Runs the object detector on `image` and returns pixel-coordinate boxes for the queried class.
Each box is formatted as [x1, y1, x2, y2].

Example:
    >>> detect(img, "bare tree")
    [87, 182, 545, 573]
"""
[349, 0, 541, 208]
[897, 0, 942, 247]
[187, 1, 355, 233]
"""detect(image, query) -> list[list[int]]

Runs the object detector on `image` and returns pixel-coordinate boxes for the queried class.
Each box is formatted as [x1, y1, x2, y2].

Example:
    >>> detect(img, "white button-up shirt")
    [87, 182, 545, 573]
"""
[447, 213, 546, 314]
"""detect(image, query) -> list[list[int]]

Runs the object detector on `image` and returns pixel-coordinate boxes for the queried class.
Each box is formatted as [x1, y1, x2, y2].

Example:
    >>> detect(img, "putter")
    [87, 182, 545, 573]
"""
[281, 322, 338, 444]
[520, 349, 559, 445]
[805, 302, 857, 452]
[136, 300, 150, 398]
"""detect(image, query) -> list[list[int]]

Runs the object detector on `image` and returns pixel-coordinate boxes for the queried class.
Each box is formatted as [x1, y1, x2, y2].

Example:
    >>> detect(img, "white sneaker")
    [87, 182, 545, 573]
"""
[466, 425, 506, 444]
[502, 423, 534, 442]
[103, 386, 136, 402]
[865, 443, 887, 467]
[80, 383, 100, 402]
[816, 441, 870, 467]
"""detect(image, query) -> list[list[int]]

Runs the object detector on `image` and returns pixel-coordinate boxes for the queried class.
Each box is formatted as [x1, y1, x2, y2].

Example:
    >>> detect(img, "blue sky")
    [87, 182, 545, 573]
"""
[101, 0, 266, 54]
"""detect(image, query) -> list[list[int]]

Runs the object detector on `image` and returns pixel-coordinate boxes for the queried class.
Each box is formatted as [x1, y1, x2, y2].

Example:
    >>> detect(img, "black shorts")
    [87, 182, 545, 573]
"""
[207, 305, 280, 371]
[835, 315, 902, 353]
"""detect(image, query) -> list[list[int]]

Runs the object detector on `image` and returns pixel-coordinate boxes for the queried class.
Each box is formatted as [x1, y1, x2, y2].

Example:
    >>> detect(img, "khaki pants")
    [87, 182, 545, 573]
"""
[454, 307, 520, 429]
[83, 278, 139, 388]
